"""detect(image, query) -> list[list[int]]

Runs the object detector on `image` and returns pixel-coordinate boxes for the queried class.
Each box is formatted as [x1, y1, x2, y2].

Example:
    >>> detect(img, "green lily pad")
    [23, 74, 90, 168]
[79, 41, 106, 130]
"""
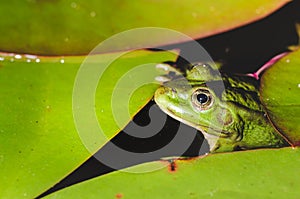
[260, 48, 300, 146]
[0, 0, 289, 55]
[44, 147, 300, 199]
[0, 50, 178, 198]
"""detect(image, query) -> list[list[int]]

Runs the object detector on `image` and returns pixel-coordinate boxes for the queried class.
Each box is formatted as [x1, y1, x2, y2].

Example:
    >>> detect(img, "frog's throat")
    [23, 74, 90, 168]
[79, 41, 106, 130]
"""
[157, 103, 230, 151]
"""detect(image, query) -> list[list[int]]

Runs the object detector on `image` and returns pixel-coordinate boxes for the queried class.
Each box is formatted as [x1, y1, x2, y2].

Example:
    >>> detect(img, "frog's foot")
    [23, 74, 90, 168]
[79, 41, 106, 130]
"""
[155, 62, 183, 83]
[247, 52, 289, 80]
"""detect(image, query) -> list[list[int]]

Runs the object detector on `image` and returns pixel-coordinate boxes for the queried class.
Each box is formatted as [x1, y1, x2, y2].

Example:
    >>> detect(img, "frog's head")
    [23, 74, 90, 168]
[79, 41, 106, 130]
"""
[155, 63, 244, 152]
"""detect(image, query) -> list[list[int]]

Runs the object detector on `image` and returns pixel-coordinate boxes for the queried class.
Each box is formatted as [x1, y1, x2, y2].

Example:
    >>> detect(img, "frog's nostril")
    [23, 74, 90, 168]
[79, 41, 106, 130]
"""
[163, 87, 177, 99]
[155, 87, 167, 96]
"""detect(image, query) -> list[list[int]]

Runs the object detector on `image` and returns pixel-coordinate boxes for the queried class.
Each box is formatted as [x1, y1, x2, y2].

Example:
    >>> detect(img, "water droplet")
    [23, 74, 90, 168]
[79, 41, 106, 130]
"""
[192, 12, 197, 18]
[35, 58, 40, 63]
[71, 2, 77, 8]
[14, 54, 22, 59]
[60, 59, 65, 64]
[0, 57, 4, 61]
[286, 59, 290, 63]
[25, 54, 37, 59]
[255, 7, 264, 14]
[90, 11, 96, 17]
[26, 59, 31, 63]
[46, 105, 52, 112]
[298, 84, 300, 88]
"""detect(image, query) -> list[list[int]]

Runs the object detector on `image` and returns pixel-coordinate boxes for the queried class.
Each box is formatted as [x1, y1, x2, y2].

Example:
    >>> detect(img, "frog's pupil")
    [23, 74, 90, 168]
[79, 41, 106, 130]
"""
[196, 93, 208, 104]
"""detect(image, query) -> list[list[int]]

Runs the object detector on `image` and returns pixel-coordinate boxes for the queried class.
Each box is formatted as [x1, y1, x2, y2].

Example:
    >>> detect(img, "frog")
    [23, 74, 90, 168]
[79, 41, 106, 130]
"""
[154, 62, 289, 153]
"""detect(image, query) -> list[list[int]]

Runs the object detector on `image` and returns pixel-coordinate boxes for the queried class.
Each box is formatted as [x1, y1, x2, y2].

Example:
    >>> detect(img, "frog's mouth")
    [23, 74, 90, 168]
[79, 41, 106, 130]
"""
[156, 103, 234, 152]
[157, 101, 231, 138]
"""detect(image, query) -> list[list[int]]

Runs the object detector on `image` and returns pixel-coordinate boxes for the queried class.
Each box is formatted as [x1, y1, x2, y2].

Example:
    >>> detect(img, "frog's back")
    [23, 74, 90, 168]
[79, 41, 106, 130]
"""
[221, 74, 263, 112]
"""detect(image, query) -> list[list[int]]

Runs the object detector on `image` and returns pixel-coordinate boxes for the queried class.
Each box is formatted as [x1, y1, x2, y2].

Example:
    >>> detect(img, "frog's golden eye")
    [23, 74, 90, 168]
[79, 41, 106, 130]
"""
[191, 89, 213, 111]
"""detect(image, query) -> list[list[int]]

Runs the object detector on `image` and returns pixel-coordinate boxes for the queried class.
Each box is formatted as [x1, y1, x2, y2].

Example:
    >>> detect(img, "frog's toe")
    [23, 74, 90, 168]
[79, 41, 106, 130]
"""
[156, 63, 172, 72]
[155, 75, 171, 83]
[156, 63, 182, 74]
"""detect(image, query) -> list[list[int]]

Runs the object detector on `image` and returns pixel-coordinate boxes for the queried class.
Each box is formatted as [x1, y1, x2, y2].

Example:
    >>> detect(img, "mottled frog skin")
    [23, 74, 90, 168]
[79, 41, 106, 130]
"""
[154, 63, 288, 153]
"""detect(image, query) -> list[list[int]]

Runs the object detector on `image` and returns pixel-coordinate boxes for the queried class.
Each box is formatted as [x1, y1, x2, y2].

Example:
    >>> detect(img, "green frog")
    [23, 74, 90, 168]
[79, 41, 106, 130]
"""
[154, 63, 289, 153]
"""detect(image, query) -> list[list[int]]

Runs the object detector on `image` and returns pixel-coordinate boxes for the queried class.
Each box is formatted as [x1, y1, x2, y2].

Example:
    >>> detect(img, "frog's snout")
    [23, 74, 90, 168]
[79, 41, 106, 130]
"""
[154, 86, 177, 105]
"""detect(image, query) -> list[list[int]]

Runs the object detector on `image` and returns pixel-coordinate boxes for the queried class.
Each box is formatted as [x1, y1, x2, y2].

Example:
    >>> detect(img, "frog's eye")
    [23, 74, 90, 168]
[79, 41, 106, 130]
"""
[191, 89, 213, 111]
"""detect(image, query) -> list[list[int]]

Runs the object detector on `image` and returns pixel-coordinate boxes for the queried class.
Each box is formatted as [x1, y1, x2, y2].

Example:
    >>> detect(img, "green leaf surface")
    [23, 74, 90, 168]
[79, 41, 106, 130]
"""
[261, 49, 300, 146]
[45, 147, 300, 199]
[0, 0, 289, 55]
[0, 50, 178, 198]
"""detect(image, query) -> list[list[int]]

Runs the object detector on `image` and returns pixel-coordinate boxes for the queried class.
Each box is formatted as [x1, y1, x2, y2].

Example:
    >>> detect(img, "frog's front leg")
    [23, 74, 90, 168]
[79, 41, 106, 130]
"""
[155, 62, 183, 83]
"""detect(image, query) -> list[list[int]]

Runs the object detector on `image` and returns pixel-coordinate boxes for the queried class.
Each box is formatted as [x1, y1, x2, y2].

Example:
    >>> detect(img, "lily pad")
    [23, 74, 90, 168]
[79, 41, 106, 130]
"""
[0, 50, 178, 198]
[0, 0, 289, 55]
[44, 147, 300, 199]
[260, 48, 300, 146]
